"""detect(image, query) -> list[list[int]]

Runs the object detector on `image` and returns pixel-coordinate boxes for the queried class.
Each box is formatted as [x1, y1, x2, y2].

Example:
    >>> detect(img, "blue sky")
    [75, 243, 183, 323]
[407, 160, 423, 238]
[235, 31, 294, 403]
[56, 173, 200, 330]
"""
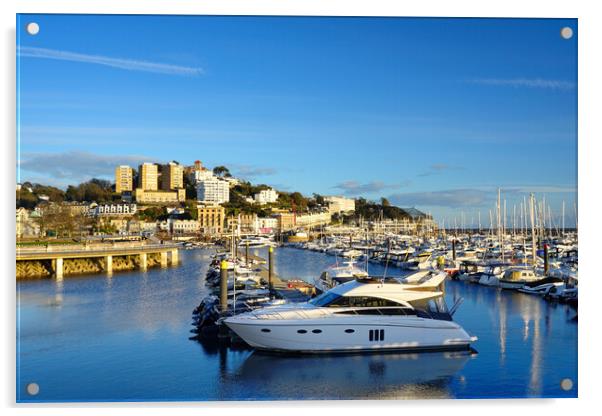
[16, 15, 577, 226]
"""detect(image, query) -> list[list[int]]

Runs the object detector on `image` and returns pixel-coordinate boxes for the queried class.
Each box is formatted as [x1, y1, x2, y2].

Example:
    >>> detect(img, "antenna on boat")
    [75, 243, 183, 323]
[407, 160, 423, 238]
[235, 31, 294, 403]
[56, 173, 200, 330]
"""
[382, 237, 391, 281]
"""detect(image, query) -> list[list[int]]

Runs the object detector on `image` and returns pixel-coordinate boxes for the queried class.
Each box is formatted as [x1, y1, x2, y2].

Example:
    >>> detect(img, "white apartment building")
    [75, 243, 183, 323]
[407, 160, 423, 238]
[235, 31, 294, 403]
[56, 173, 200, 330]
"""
[133, 221, 158, 234]
[89, 203, 137, 217]
[167, 219, 200, 235]
[324, 196, 356, 213]
[16, 208, 40, 238]
[258, 217, 278, 232]
[254, 188, 278, 205]
[196, 178, 230, 204]
[190, 168, 215, 183]
[295, 211, 332, 228]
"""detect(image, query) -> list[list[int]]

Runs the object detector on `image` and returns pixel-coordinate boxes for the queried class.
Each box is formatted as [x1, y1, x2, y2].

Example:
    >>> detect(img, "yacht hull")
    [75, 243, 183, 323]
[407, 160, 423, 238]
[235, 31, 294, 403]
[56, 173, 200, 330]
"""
[225, 317, 476, 354]
[498, 280, 531, 290]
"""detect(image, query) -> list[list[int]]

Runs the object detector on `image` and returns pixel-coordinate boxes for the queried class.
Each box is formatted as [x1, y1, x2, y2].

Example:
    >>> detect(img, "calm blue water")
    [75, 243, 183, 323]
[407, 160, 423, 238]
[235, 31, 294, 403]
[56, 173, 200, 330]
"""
[16, 247, 577, 402]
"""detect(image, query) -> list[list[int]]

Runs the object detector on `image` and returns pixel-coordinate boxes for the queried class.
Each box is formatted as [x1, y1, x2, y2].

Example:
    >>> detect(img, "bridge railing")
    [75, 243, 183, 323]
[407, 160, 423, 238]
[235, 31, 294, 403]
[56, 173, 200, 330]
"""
[16, 241, 180, 255]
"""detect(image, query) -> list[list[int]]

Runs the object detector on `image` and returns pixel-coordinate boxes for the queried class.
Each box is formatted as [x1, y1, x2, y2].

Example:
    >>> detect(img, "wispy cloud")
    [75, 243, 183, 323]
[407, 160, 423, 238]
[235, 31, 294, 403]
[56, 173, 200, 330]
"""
[229, 164, 277, 179]
[18, 151, 158, 186]
[465, 184, 577, 194]
[389, 189, 492, 208]
[267, 183, 291, 191]
[418, 163, 463, 177]
[333, 180, 409, 196]
[468, 78, 575, 90]
[18, 46, 203, 76]
[388, 185, 577, 209]
[19, 124, 270, 147]
[504, 185, 576, 194]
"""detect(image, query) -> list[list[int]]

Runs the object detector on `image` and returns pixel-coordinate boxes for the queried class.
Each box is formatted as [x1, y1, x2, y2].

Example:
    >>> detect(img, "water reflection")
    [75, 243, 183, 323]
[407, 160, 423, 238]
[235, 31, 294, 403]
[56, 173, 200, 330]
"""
[217, 350, 474, 400]
[445, 279, 577, 397]
[17, 248, 577, 401]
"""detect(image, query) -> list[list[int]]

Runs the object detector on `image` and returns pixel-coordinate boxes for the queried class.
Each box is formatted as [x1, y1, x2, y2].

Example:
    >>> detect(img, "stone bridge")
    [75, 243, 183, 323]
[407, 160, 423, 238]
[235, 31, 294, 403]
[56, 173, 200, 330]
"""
[16, 242, 181, 279]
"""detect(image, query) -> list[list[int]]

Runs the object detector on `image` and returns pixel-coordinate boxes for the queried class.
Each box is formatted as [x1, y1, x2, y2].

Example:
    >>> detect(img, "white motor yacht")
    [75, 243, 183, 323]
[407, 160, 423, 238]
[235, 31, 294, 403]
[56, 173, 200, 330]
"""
[239, 235, 274, 248]
[224, 275, 476, 353]
[341, 249, 364, 258]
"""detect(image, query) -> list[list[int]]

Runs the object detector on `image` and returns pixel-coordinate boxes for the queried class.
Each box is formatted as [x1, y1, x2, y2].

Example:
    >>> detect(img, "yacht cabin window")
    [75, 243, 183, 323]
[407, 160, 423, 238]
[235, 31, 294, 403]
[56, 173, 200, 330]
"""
[309, 293, 404, 308]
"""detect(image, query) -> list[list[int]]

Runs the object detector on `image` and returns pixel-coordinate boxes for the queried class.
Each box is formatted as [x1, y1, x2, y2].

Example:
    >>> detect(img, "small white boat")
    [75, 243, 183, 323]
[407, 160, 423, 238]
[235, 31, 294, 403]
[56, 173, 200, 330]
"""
[478, 264, 506, 287]
[239, 236, 274, 248]
[455, 260, 487, 282]
[341, 249, 363, 258]
[498, 267, 541, 290]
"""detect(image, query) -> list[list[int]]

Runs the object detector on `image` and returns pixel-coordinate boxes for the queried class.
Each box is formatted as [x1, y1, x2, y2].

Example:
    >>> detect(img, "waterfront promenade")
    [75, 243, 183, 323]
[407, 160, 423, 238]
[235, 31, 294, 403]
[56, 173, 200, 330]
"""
[16, 241, 181, 279]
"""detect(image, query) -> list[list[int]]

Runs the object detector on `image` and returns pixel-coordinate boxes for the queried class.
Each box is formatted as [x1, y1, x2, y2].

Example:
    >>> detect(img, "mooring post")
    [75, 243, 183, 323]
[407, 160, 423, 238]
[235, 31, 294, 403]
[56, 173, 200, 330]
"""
[452, 239, 457, 261]
[544, 243, 549, 276]
[268, 246, 274, 291]
[139, 253, 147, 271]
[105, 255, 113, 273]
[245, 241, 249, 266]
[220, 260, 228, 312]
[55, 257, 64, 279]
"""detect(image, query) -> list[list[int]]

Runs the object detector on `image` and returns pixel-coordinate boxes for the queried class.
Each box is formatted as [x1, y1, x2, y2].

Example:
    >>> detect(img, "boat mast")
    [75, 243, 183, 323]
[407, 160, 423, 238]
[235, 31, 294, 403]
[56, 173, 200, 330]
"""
[529, 193, 536, 266]
[497, 188, 503, 262]
[513, 204, 516, 239]
[540, 196, 546, 241]
[519, 202, 523, 236]
[562, 200, 565, 237]
[521, 202, 526, 257]
[548, 205, 555, 237]
[575, 202, 578, 234]
[523, 195, 527, 234]
[502, 198, 508, 261]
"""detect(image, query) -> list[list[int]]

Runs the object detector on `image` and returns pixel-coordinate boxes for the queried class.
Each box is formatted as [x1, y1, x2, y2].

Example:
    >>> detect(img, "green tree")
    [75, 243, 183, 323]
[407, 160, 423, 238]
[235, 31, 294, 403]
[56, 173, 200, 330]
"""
[65, 185, 84, 202]
[184, 200, 198, 220]
[31, 184, 65, 202]
[183, 173, 197, 200]
[89, 178, 112, 190]
[34, 204, 79, 238]
[212, 166, 230, 177]
[16, 189, 37, 209]
[136, 206, 166, 222]
[313, 193, 325, 206]
[290, 192, 308, 211]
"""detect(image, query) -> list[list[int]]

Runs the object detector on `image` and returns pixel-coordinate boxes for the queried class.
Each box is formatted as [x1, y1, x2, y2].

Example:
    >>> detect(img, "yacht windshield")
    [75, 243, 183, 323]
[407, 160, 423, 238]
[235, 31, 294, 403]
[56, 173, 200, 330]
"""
[309, 292, 342, 307]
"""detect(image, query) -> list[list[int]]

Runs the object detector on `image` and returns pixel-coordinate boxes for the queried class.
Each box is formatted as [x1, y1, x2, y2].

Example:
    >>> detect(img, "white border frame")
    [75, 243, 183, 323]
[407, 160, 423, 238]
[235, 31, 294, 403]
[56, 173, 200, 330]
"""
[3, 1, 600, 414]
